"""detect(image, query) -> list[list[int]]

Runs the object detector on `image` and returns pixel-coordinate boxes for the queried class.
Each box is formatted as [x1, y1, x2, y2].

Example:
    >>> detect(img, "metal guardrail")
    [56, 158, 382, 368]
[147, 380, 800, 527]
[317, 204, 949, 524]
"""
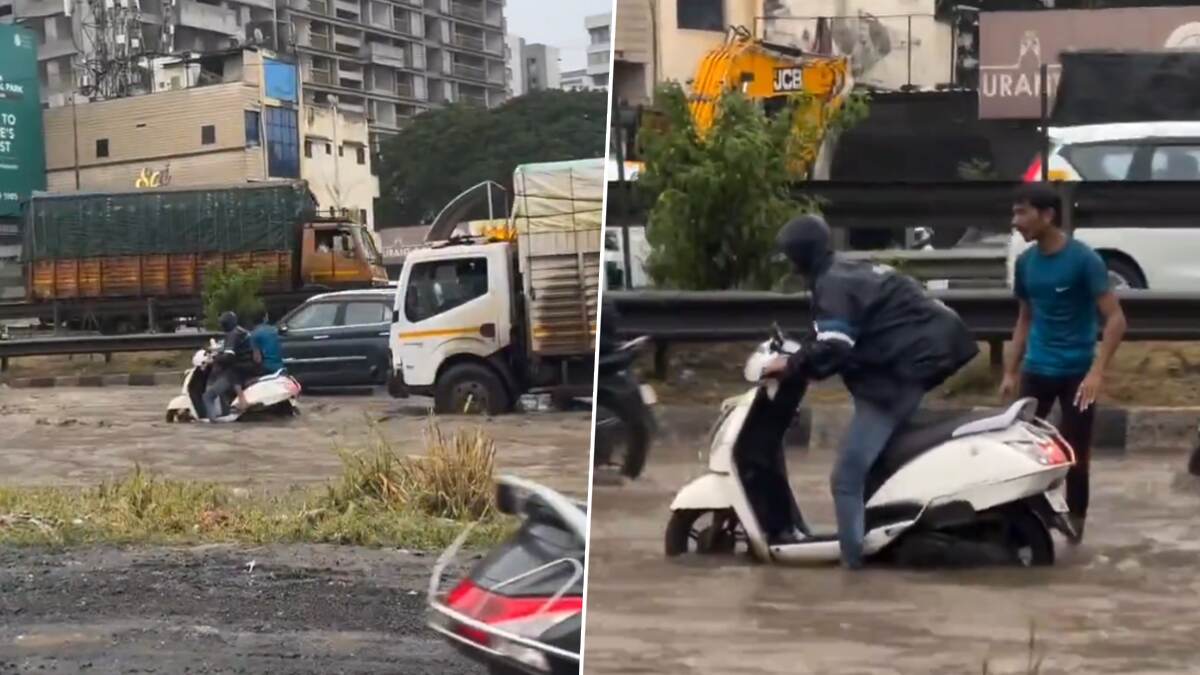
[0, 332, 218, 372]
[842, 247, 1007, 281]
[610, 290, 1200, 378]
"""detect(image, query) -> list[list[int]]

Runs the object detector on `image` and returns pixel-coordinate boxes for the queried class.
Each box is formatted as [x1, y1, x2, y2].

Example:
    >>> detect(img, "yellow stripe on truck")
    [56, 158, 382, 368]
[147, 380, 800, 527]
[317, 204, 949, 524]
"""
[396, 326, 483, 340]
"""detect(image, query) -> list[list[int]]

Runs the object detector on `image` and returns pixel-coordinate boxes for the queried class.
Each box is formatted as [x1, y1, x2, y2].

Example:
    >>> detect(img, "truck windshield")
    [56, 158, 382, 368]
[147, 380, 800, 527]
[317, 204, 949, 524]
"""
[358, 227, 383, 264]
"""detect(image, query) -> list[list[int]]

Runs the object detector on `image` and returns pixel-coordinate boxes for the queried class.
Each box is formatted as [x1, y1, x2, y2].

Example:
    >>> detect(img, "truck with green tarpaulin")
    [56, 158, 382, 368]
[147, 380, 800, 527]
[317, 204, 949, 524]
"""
[7, 180, 387, 333]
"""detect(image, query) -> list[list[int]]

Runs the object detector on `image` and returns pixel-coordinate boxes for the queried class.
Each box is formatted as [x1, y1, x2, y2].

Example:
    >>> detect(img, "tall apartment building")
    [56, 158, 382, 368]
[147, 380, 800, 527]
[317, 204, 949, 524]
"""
[283, 0, 508, 153]
[2, 0, 508, 153]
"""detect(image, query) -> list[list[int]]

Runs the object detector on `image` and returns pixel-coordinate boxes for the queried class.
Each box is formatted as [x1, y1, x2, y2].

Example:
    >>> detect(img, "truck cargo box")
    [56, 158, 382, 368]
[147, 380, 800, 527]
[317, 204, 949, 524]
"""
[512, 159, 603, 358]
[24, 181, 314, 301]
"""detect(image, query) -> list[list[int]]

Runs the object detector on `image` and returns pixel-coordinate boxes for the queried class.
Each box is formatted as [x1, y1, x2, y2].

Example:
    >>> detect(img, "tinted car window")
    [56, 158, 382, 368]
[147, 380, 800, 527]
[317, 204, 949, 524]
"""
[344, 301, 389, 325]
[1061, 143, 1138, 180]
[404, 258, 489, 323]
[1150, 145, 1200, 180]
[287, 302, 339, 330]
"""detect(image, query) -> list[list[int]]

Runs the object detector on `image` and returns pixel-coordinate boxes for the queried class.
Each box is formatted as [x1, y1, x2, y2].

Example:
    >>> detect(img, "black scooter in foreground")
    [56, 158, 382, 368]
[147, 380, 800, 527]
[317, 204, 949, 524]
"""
[593, 336, 657, 480]
[428, 476, 584, 675]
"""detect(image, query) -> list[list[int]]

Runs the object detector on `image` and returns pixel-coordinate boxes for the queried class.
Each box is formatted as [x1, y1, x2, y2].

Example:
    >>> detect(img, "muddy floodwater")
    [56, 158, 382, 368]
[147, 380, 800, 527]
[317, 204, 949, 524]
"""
[0, 385, 593, 674]
[0, 386, 591, 496]
[584, 442, 1200, 675]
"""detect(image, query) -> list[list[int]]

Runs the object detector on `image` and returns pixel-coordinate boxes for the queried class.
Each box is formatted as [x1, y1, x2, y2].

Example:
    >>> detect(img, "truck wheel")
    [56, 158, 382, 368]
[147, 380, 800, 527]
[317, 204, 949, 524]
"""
[434, 363, 511, 415]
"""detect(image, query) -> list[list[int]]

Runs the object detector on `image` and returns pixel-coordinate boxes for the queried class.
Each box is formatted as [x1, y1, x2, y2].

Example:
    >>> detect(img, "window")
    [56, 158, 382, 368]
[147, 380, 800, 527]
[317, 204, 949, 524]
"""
[404, 257, 489, 323]
[1060, 143, 1138, 180]
[338, 144, 344, 157]
[314, 229, 354, 254]
[264, 106, 300, 178]
[95, 138, 109, 158]
[286, 302, 339, 330]
[304, 139, 313, 158]
[359, 208, 368, 224]
[677, 0, 724, 31]
[244, 110, 261, 146]
[590, 26, 610, 45]
[1150, 144, 1200, 181]
[325, 142, 332, 154]
[589, 51, 609, 66]
[356, 146, 366, 165]
[344, 301, 389, 325]
[201, 124, 216, 145]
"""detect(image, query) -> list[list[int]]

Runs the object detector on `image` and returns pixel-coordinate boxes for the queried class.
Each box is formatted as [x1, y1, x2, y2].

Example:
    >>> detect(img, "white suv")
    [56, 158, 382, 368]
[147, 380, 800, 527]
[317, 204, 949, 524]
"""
[1009, 121, 1200, 290]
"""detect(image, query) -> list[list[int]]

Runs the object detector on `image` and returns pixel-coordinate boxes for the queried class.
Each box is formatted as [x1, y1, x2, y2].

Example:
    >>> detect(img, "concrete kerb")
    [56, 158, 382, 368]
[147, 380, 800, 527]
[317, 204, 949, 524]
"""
[655, 404, 1199, 455]
[3, 371, 182, 389]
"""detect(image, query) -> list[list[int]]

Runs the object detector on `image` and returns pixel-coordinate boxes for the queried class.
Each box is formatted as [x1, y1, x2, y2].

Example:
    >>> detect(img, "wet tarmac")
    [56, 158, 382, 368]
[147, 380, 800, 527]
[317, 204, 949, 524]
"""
[583, 442, 1200, 675]
[0, 386, 592, 497]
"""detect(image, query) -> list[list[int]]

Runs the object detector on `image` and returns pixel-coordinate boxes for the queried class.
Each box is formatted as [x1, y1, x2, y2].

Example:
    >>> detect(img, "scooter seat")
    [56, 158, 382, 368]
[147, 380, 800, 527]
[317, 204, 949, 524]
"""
[865, 409, 998, 500]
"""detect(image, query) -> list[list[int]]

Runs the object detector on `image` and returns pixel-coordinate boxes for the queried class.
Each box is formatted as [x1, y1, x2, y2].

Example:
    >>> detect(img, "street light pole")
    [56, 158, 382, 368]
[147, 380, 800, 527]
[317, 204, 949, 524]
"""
[71, 93, 80, 190]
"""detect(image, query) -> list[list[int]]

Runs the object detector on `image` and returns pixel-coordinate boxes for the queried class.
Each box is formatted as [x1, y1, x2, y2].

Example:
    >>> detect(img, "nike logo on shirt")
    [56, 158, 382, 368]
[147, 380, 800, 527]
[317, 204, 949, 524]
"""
[1055, 286, 1070, 293]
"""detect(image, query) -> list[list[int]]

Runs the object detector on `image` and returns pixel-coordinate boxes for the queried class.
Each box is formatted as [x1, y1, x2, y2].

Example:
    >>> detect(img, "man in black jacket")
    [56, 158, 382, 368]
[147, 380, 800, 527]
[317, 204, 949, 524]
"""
[762, 215, 978, 569]
[203, 311, 255, 421]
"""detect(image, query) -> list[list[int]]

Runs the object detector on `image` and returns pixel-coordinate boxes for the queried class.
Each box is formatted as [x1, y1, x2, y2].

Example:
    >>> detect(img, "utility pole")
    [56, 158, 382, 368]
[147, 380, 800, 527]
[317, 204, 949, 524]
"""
[71, 94, 80, 189]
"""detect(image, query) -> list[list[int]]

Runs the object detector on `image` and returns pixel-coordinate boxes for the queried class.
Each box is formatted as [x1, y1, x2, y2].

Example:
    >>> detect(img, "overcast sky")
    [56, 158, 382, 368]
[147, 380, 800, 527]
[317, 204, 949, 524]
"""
[506, 0, 612, 72]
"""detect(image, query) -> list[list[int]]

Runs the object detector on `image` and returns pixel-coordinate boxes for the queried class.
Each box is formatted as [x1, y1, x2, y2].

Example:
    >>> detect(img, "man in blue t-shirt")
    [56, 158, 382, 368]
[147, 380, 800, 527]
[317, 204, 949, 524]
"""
[249, 309, 285, 376]
[1000, 183, 1126, 543]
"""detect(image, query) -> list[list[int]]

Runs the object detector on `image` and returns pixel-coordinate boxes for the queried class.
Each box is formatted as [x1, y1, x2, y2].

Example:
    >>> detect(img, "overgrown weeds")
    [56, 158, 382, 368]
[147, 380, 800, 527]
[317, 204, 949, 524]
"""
[0, 419, 515, 549]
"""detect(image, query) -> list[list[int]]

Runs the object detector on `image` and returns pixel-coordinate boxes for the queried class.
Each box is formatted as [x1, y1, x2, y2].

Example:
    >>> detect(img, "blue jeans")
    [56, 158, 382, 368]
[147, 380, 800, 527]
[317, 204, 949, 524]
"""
[202, 369, 238, 420]
[832, 385, 924, 569]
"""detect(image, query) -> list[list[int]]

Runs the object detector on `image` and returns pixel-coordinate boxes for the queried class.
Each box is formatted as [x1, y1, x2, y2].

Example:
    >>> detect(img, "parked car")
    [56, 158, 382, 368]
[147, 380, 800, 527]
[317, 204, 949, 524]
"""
[1010, 121, 1200, 290]
[276, 289, 393, 388]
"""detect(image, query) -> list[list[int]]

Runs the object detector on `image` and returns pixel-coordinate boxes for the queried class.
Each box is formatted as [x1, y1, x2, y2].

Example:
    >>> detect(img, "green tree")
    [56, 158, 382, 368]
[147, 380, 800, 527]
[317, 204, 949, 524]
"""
[638, 84, 867, 290]
[203, 266, 265, 331]
[376, 90, 608, 226]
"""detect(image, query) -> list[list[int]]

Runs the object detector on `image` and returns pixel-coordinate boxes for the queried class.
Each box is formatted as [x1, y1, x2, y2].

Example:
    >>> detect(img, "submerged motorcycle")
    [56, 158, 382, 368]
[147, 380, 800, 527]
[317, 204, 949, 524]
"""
[593, 335, 657, 479]
[428, 476, 584, 675]
[166, 339, 301, 422]
[665, 327, 1078, 567]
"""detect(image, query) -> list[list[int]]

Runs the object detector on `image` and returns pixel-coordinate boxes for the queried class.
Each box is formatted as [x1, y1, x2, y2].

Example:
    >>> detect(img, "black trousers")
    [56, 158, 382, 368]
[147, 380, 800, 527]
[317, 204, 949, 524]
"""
[1020, 372, 1094, 519]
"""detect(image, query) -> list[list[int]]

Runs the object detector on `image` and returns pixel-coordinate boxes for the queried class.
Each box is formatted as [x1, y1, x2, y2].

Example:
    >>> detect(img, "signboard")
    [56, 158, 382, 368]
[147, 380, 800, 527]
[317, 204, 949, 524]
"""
[980, 7, 1200, 119]
[0, 25, 46, 218]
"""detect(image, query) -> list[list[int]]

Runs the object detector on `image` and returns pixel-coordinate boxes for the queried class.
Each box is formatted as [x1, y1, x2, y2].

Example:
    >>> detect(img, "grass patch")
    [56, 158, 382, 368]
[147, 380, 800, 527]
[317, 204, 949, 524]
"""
[0, 418, 515, 550]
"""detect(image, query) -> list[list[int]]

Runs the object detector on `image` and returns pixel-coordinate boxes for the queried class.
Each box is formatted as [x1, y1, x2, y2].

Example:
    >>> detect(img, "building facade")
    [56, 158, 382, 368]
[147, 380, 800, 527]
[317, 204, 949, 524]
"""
[521, 42, 560, 91]
[505, 33, 526, 96]
[40, 48, 377, 230]
[612, 0, 756, 105]
[283, 0, 508, 153]
[0, 0, 280, 107]
[584, 12, 610, 90]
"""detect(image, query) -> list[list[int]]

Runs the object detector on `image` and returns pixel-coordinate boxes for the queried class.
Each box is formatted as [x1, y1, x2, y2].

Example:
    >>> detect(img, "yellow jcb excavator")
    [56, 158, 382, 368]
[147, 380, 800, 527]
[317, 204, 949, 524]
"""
[689, 26, 853, 176]
[614, 26, 853, 181]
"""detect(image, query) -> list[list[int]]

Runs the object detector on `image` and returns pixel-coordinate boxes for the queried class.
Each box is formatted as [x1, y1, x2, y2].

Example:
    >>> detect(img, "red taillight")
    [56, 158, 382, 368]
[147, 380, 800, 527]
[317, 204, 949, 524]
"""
[1038, 438, 1070, 465]
[445, 578, 582, 646]
[1023, 156, 1043, 182]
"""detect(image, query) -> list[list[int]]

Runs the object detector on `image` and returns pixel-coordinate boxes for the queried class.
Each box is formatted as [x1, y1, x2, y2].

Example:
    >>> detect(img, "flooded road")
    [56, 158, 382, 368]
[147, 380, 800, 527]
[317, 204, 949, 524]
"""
[583, 442, 1200, 675]
[0, 386, 591, 496]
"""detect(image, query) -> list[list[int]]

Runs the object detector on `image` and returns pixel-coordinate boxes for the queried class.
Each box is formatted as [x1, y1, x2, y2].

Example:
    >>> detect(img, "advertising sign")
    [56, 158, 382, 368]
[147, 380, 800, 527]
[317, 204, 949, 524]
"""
[980, 7, 1200, 119]
[0, 25, 47, 218]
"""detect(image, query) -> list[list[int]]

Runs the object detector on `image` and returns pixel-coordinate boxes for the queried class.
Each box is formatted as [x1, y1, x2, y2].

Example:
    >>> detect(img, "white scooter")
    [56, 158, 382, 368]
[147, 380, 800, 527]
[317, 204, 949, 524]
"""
[666, 327, 1078, 567]
[166, 339, 302, 423]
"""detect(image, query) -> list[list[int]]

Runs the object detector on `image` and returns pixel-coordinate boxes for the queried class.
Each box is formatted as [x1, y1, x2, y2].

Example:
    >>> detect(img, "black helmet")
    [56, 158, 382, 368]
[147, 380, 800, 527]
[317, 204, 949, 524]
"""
[776, 214, 832, 276]
[218, 311, 239, 332]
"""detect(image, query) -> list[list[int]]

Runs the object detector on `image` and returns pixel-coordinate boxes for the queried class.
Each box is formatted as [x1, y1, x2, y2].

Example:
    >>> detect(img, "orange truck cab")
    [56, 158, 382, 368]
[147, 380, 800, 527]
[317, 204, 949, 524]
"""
[300, 218, 390, 289]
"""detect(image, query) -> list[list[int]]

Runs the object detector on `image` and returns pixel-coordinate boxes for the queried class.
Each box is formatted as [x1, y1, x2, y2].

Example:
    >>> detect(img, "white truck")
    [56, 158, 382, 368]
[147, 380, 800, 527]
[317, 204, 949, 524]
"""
[387, 159, 602, 414]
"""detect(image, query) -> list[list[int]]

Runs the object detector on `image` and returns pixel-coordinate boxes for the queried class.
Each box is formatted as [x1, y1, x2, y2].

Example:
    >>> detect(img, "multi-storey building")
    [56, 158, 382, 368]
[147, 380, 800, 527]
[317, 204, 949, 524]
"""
[0, 0, 281, 106]
[584, 12, 609, 90]
[40, 48, 379, 230]
[282, 0, 508, 153]
[1, 0, 508, 155]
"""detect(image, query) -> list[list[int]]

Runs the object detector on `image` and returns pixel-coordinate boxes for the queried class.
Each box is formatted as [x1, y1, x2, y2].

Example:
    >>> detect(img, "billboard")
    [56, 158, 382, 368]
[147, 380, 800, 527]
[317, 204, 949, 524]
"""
[979, 7, 1200, 119]
[0, 25, 46, 218]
